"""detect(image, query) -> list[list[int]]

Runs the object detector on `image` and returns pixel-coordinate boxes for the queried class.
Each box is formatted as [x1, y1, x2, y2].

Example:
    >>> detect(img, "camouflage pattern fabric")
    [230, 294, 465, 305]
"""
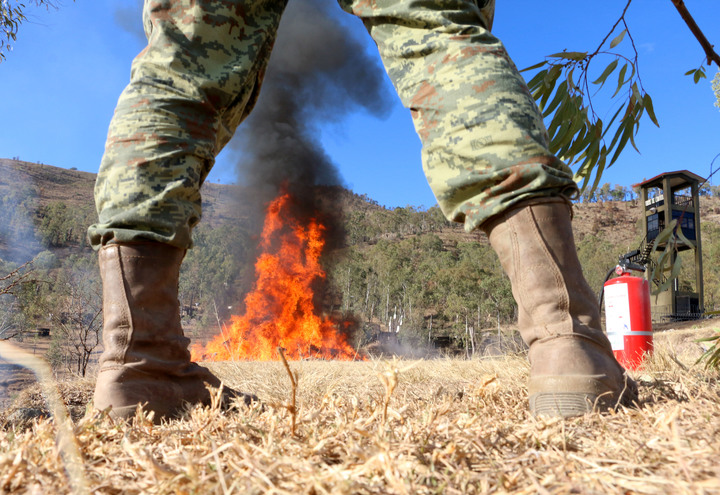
[88, 0, 578, 250]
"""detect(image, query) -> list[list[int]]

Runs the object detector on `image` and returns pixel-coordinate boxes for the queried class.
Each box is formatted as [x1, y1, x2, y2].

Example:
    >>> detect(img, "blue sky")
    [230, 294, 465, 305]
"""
[1, 1, 718, 209]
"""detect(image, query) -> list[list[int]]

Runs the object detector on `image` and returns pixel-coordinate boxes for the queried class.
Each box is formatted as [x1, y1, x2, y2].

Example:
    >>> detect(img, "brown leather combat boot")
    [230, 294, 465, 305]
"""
[93, 242, 253, 422]
[481, 197, 638, 417]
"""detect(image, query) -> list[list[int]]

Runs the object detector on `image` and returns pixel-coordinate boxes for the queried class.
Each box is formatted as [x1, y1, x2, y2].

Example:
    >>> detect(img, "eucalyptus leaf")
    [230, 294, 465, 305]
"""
[675, 217, 694, 247]
[526, 69, 549, 91]
[548, 51, 588, 61]
[652, 249, 683, 295]
[609, 29, 627, 49]
[592, 59, 619, 86]
[521, 61, 547, 72]
[607, 110, 631, 158]
[586, 152, 607, 199]
[653, 274, 674, 296]
[544, 65, 562, 89]
[643, 93, 659, 127]
[542, 80, 568, 117]
[613, 64, 628, 98]
[697, 342, 720, 368]
[567, 68, 577, 91]
[601, 106, 624, 140]
[655, 220, 679, 246]
[650, 249, 672, 294]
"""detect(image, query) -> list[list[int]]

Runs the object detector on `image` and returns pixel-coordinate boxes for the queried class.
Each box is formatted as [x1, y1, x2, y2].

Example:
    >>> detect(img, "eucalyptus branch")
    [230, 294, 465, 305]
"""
[521, 2, 660, 197]
[622, 18, 643, 90]
[1, 0, 65, 61]
[670, 0, 720, 68]
[0, 260, 33, 296]
[575, 3, 644, 121]
[590, 0, 634, 58]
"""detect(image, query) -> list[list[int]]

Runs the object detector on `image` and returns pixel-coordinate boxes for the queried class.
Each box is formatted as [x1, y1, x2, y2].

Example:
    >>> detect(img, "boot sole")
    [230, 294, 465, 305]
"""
[103, 393, 256, 423]
[529, 392, 605, 417]
[96, 375, 257, 423]
[529, 374, 636, 418]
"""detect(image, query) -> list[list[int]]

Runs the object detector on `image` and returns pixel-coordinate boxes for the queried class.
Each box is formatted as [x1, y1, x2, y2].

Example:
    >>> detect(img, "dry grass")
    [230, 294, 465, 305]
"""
[1, 327, 720, 494]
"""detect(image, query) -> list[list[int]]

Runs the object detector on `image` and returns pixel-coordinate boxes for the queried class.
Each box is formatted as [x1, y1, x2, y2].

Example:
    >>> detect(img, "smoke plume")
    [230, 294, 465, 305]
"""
[233, 0, 393, 237]
[114, 0, 394, 240]
[113, 0, 145, 41]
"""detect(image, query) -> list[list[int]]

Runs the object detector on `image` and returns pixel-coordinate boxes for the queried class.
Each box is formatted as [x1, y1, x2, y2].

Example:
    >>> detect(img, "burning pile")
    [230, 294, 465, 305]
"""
[192, 192, 361, 361]
[190, 0, 389, 363]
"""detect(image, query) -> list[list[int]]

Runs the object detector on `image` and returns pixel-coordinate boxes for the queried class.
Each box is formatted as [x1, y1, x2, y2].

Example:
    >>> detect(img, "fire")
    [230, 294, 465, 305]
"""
[192, 192, 362, 361]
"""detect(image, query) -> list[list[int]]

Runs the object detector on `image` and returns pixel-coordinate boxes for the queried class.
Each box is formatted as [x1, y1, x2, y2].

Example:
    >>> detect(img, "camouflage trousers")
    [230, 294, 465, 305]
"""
[88, 0, 577, 250]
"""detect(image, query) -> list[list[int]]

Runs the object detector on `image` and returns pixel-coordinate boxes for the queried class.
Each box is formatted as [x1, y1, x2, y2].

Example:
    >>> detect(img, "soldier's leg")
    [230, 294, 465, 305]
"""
[339, 0, 574, 229]
[89, 0, 287, 249]
[340, 0, 637, 416]
[88, 0, 287, 422]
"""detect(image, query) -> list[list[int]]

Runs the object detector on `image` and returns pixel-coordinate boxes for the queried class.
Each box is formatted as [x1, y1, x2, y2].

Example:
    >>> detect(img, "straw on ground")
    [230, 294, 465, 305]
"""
[0, 326, 719, 494]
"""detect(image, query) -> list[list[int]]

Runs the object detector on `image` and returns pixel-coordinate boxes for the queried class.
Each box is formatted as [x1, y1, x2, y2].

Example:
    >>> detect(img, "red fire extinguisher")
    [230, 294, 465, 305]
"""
[603, 262, 653, 370]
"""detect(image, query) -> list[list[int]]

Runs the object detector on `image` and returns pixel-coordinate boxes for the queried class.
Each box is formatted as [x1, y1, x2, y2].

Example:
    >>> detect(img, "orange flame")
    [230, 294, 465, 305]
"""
[192, 192, 363, 361]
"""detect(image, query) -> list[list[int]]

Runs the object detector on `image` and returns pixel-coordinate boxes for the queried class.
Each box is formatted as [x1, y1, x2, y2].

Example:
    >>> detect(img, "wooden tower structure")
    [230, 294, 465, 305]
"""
[636, 170, 704, 320]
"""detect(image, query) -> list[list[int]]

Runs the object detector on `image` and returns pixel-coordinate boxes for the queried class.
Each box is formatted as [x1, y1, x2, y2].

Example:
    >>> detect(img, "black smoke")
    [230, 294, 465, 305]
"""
[113, 0, 145, 41]
[113, 0, 393, 230]
[231, 0, 394, 329]
[233, 0, 393, 245]
[113, 0, 394, 310]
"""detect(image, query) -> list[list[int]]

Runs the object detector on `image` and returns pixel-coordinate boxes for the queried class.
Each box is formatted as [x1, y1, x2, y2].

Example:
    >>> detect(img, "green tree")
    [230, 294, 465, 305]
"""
[37, 201, 92, 248]
[43, 255, 102, 376]
[576, 233, 618, 300]
[700, 223, 720, 311]
[179, 223, 251, 327]
[14, 253, 102, 376]
[0, 258, 33, 340]
[0, 183, 42, 260]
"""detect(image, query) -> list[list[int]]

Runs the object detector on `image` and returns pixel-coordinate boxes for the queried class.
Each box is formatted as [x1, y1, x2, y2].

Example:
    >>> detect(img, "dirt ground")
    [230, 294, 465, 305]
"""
[0, 321, 719, 494]
[0, 336, 66, 410]
[2, 317, 719, 412]
[1, 317, 718, 417]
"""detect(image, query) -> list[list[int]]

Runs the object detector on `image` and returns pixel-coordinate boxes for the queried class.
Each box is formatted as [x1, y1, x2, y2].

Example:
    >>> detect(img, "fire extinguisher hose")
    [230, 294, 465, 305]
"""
[598, 266, 618, 308]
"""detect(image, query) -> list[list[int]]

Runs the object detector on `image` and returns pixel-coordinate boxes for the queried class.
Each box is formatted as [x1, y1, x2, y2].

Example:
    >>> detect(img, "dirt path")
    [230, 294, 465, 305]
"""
[0, 338, 57, 410]
[0, 360, 38, 409]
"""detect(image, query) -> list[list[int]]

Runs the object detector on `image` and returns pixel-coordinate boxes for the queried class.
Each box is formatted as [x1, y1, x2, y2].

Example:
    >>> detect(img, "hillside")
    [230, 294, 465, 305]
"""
[0, 158, 653, 253]
[3, 158, 720, 363]
[2, 161, 720, 494]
